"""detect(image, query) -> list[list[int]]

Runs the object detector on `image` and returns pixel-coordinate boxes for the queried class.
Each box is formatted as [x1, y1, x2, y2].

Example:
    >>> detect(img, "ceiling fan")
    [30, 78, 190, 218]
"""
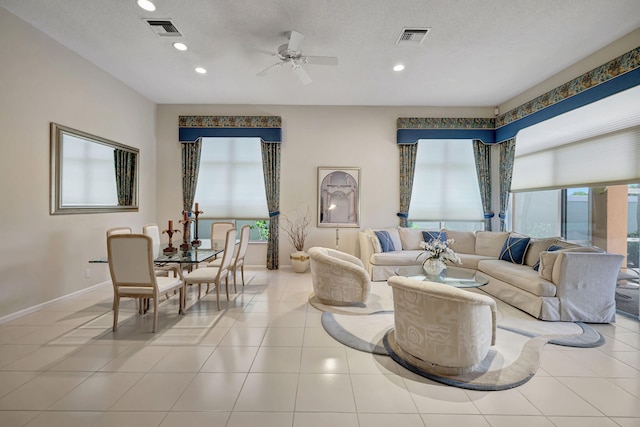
[256, 30, 338, 85]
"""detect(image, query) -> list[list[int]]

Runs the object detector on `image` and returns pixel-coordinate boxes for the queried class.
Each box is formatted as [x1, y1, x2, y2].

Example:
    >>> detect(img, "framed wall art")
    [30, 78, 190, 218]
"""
[317, 167, 360, 228]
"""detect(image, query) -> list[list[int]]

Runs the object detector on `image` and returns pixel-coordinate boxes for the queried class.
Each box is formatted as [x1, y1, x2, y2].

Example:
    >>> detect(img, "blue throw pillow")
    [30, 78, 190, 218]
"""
[533, 244, 563, 271]
[499, 235, 531, 264]
[374, 230, 396, 252]
[422, 230, 447, 243]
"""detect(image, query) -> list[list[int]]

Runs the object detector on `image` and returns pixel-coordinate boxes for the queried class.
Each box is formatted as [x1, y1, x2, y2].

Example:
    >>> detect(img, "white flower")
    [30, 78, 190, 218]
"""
[416, 238, 461, 266]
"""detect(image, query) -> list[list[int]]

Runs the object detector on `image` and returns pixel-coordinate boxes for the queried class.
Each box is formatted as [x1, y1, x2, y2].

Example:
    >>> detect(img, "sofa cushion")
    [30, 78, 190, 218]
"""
[499, 234, 531, 264]
[374, 230, 396, 252]
[443, 229, 476, 254]
[533, 244, 562, 271]
[479, 259, 556, 297]
[539, 246, 601, 281]
[370, 236, 382, 253]
[398, 227, 425, 250]
[524, 237, 561, 267]
[370, 250, 424, 266]
[366, 227, 403, 253]
[456, 253, 495, 270]
[475, 231, 509, 257]
[422, 230, 447, 243]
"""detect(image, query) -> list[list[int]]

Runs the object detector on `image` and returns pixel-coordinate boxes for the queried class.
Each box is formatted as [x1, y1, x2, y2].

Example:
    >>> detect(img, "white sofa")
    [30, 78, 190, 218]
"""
[358, 227, 624, 323]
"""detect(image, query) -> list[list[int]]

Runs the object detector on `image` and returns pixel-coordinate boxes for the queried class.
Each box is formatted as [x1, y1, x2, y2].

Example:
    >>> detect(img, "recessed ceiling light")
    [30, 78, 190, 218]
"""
[137, 0, 156, 12]
[195, 67, 207, 74]
[393, 64, 405, 72]
[173, 42, 188, 51]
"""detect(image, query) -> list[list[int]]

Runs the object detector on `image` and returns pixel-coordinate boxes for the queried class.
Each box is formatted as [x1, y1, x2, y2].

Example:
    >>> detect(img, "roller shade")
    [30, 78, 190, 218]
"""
[511, 86, 640, 192]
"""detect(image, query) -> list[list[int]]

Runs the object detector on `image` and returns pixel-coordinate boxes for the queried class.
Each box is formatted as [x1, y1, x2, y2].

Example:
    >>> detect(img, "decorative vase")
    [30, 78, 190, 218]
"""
[290, 250, 310, 273]
[423, 258, 446, 277]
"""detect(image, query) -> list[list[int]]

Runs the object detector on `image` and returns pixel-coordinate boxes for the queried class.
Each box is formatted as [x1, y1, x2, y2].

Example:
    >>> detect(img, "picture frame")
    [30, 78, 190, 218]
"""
[317, 167, 360, 228]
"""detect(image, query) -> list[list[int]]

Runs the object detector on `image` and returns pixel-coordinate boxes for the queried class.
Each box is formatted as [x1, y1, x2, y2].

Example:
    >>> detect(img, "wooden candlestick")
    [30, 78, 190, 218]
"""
[162, 225, 181, 254]
[179, 212, 192, 250]
[191, 207, 203, 247]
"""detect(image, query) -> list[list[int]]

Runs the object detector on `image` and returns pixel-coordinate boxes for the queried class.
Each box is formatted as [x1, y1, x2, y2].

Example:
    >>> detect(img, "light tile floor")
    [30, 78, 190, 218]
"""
[0, 268, 638, 427]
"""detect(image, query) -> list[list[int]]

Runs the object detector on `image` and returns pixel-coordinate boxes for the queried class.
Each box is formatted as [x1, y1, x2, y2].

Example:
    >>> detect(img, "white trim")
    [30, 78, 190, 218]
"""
[0, 280, 111, 325]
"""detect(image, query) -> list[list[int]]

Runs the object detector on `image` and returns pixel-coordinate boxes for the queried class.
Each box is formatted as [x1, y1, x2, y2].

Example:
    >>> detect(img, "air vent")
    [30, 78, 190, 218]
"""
[144, 19, 182, 37]
[396, 28, 430, 45]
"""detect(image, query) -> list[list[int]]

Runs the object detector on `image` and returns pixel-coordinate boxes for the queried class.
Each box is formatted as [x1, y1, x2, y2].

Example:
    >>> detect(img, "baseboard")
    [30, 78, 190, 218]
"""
[0, 280, 111, 325]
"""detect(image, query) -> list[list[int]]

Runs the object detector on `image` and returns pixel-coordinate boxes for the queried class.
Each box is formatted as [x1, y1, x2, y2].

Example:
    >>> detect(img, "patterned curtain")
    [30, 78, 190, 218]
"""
[472, 140, 493, 231]
[397, 143, 417, 228]
[499, 138, 516, 231]
[261, 141, 281, 270]
[181, 138, 202, 213]
[114, 149, 136, 206]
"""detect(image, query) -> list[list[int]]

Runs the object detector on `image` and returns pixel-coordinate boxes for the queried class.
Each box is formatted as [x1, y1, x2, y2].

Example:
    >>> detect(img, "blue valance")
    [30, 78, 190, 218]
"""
[179, 115, 282, 143]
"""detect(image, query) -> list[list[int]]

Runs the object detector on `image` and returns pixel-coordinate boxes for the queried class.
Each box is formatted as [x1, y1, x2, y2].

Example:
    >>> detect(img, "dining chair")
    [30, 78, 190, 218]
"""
[106, 227, 132, 237]
[208, 224, 250, 291]
[210, 221, 234, 255]
[184, 227, 237, 310]
[107, 234, 185, 333]
[142, 223, 182, 278]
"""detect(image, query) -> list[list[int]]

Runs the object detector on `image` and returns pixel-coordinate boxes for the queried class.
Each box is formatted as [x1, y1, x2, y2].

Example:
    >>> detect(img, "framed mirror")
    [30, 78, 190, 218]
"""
[50, 123, 139, 214]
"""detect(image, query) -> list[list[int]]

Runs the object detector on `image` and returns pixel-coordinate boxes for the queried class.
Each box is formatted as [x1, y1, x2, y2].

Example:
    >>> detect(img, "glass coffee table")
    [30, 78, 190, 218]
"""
[395, 265, 489, 289]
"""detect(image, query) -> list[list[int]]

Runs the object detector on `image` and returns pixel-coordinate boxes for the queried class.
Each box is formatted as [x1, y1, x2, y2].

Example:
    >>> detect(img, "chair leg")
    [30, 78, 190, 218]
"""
[241, 265, 245, 286]
[232, 266, 237, 293]
[198, 284, 202, 299]
[152, 298, 158, 333]
[112, 295, 120, 332]
[225, 276, 230, 301]
[215, 282, 220, 310]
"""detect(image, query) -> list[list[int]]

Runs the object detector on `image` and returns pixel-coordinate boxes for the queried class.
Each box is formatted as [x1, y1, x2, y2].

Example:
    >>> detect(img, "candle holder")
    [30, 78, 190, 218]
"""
[180, 212, 193, 251]
[162, 224, 180, 254]
[191, 207, 203, 247]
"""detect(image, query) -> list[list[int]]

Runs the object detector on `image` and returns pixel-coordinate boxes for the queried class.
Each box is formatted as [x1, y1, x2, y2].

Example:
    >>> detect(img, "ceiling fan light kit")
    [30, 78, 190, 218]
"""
[257, 30, 338, 85]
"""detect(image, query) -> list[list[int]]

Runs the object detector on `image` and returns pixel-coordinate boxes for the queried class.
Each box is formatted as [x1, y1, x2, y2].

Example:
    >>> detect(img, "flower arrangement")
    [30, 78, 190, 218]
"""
[280, 206, 312, 252]
[416, 238, 461, 270]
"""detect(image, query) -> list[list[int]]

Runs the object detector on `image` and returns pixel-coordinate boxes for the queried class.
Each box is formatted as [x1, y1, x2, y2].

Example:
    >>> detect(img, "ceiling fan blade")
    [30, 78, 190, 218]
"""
[287, 30, 304, 52]
[256, 62, 283, 77]
[291, 62, 312, 85]
[303, 55, 338, 66]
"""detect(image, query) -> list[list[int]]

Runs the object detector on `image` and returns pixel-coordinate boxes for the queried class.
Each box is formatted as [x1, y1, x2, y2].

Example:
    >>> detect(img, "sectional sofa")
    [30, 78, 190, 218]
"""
[358, 227, 624, 323]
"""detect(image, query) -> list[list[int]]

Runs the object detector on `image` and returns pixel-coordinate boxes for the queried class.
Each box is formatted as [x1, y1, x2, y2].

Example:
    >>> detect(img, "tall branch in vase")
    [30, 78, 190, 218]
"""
[281, 206, 312, 252]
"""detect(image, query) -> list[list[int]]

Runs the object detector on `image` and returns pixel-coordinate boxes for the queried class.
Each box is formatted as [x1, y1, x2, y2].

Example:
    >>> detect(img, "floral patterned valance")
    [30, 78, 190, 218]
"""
[179, 115, 282, 142]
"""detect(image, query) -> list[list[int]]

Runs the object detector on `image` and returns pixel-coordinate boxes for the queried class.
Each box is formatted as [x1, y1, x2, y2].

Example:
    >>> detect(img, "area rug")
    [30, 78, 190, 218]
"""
[319, 286, 605, 391]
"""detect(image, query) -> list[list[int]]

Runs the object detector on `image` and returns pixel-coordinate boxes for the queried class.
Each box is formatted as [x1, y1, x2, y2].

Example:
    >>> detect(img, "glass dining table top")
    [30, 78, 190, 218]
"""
[90, 239, 225, 264]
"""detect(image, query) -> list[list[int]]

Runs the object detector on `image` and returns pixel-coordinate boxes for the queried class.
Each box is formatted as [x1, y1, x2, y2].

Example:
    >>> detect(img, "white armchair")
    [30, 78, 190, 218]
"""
[308, 247, 371, 306]
[387, 276, 496, 375]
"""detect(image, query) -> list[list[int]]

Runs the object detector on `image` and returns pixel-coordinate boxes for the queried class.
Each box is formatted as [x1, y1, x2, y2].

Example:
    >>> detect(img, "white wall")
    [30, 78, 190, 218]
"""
[156, 105, 494, 267]
[0, 9, 157, 319]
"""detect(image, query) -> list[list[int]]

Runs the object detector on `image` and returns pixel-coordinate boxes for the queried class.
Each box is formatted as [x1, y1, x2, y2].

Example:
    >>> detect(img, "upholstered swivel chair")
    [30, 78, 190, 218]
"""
[107, 234, 185, 333]
[308, 247, 371, 305]
[208, 224, 250, 291]
[387, 276, 497, 375]
[184, 227, 237, 310]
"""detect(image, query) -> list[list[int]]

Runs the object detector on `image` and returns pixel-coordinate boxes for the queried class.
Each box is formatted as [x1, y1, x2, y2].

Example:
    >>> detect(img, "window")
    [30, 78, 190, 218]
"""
[513, 184, 639, 270]
[408, 139, 484, 228]
[194, 137, 268, 242]
[194, 137, 268, 218]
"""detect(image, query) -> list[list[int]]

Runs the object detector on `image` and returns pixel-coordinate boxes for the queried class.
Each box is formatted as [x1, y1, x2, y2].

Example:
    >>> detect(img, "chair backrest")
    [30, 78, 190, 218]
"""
[211, 222, 234, 240]
[107, 234, 156, 289]
[106, 227, 132, 237]
[142, 224, 162, 244]
[218, 227, 237, 274]
[235, 225, 251, 263]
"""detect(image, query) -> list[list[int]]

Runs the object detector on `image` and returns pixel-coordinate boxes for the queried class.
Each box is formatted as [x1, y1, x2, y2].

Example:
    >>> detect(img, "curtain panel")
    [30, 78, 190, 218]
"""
[398, 143, 417, 227]
[114, 149, 137, 206]
[181, 138, 202, 213]
[499, 138, 516, 231]
[261, 142, 281, 270]
[472, 140, 493, 231]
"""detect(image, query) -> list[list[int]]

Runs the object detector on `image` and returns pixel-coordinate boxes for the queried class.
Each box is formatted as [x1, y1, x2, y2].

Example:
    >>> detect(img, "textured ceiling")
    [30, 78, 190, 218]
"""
[2, 0, 640, 106]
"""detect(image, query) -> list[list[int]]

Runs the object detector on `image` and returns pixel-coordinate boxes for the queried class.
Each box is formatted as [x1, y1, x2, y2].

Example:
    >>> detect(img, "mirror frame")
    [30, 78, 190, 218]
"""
[50, 123, 140, 214]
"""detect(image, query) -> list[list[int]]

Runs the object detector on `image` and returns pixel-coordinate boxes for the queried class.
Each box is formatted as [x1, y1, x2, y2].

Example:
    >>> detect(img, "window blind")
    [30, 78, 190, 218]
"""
[512, 85, 640, 192]
[194, 137, 268, 218]
[408, 139, 484, 221]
